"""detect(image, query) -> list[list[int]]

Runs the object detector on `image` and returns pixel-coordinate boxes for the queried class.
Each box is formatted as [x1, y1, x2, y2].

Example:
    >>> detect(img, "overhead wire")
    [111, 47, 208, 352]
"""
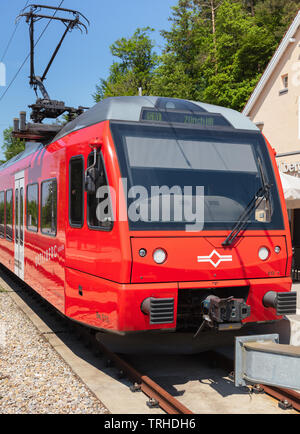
[0, 0, 30, 63]
[0, 0, 65, 104]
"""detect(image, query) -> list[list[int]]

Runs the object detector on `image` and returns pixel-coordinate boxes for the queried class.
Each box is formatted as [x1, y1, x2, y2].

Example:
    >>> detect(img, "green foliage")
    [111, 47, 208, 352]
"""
[254, 0, 300, 41]
[2, 127, 25, 163]
[94, 27, 158, 101]
[150, 54, 196, 98]
[200, 0, 277, 110]
[94, 0, 300, 111]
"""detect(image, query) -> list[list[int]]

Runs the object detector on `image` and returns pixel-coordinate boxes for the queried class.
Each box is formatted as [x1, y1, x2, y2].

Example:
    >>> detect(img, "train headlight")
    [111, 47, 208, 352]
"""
[153, 248, 167, 264]
[258, 246, 270, 261]
[274, 246, 281, 254]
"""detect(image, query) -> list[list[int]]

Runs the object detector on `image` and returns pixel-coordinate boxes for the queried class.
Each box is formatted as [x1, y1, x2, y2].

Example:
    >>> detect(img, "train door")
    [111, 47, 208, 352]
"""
[66, 150, 114, 278]
[14, 172, 24, 279]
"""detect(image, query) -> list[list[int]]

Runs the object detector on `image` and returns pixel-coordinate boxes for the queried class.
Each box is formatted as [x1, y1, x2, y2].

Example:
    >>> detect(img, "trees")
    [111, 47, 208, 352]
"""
[159, 0, 212, 97]
[92, 1, 300, 110]
[201, 0, 276, 110]
[153, 0, 286, 110]
[254, 0, 300, 41]
[94, 27, 157, 101]
[1, 127, 25, 163]
[150, 55, 196, 99]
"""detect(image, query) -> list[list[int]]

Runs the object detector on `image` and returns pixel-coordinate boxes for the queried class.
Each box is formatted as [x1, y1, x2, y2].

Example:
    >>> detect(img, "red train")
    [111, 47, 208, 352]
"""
[0, 96, 297, 340]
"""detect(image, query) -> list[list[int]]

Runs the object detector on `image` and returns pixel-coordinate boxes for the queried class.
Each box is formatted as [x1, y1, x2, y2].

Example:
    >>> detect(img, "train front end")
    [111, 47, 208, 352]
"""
[106, 97, 296, 335]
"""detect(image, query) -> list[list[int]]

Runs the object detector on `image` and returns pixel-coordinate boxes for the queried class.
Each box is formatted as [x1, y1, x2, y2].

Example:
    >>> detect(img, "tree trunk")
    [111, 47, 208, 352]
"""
[210, 0, 218, 73]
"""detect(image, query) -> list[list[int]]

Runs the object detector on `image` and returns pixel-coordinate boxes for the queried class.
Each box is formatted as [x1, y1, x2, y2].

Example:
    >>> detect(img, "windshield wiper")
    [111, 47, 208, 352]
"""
[222, 155, 271, 247]
[222, 183, 271, 247]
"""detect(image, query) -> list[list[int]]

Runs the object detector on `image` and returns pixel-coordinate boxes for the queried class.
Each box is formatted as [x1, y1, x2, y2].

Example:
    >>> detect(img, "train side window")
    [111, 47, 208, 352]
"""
[0, 191, 4, 238]
[69, 156, 84, 227]
[15, 188, 18, 243]
[41, 179, 57, 236]
[87, 152, 113, 231]
[27, 183, 38, 232]
[20, 187, 23, 246]
[6, 189, 13, 241]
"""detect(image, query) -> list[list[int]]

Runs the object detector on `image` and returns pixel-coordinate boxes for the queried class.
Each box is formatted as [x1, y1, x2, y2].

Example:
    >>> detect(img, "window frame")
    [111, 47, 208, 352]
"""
[40, 178, 57, 237]
[111, 121, 284, 232]
[69, 155, 84, 229]
[86, 151, 114, 232]
[5, 189, 13, 242]
[26, 183, 39, 233]
[20, 186, 24, 246]
[0, 191, 4, 239]
[282, 74, 289, 89]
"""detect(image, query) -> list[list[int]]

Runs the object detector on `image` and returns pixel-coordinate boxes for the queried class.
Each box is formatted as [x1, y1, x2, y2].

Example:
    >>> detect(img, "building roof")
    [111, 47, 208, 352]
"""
[243, 10, 300, 116]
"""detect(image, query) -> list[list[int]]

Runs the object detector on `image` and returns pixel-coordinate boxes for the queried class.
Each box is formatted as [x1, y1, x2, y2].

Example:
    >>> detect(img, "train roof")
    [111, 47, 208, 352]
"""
[53, 96, 259, 142]
[0, 141, 43, 172]
[0, 96, 259, 173]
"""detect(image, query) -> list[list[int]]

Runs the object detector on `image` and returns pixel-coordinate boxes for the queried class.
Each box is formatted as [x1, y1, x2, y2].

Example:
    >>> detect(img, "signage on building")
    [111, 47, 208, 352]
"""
[278, 161, 300, 174]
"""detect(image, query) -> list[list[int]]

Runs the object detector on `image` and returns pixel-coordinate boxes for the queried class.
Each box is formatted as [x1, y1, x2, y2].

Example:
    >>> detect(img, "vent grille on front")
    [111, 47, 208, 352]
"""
[150, 298, 174, 324]
[276, 291, 297, 315]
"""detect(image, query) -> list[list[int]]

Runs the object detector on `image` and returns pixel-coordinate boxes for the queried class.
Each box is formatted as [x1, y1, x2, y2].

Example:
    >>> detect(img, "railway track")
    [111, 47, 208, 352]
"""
[208, 349, 300, 413]
[95, 340, 193, 414]
[252, 385, 300, 412]
[0, 264, 299, 414]
[0, 264, 192, 414]
[69, 319, 193, 414]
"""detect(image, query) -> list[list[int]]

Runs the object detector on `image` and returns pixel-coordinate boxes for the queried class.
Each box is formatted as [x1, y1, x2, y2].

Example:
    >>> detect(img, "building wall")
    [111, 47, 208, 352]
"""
[249, 26, 300, 174]
[246, 21, 300, 267]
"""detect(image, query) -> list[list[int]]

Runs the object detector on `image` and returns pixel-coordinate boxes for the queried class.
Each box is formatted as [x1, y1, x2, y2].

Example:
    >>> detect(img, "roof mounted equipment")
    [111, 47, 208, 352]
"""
[15, 4, 89, 125]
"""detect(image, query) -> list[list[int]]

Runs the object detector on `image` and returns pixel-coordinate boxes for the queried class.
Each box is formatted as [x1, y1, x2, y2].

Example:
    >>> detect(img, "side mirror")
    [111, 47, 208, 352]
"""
[255, 196, 271, 223]
[85, 167, 100, 193]
[84, 142, 105, 193]
[85, 172, 95, 194]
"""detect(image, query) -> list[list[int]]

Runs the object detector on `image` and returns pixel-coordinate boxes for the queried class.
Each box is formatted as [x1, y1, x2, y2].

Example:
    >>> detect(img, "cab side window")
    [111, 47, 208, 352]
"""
[87, 152, 113, 230]
[69, 157, 84, 227]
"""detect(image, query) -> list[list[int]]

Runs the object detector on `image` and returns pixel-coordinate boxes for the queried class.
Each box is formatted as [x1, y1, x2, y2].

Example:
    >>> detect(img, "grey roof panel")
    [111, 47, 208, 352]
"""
[0, 97, 259, 174]
[190, 100, 259, 131]
[53, 96, 159, 141]
[53, 96, 258, 142]
[0, 142, 43, 172]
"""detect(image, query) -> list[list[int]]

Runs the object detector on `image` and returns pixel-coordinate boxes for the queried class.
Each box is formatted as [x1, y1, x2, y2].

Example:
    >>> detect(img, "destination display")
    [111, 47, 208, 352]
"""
[141, 109, 232, 128]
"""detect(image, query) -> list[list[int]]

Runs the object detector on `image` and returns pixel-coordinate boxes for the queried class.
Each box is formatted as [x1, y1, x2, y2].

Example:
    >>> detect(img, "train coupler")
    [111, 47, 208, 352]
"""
[194, 295, 251, 337]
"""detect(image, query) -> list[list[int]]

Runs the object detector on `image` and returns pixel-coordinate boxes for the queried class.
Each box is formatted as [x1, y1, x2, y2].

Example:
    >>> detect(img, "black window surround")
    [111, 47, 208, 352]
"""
[87, 151, 114, 232]
[69, 156, 84, 228]
[26, 183, 39, 233]
[41, 178, 57, 237]
[5, 189, 13, 241]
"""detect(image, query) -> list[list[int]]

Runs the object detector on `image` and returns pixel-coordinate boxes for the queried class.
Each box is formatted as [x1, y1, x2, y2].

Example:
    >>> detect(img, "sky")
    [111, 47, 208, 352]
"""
[0, 0, 178, 159]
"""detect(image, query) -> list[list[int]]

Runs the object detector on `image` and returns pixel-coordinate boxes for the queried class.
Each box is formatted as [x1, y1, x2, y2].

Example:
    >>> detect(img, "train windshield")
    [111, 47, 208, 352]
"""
[110, 122, 284, 231]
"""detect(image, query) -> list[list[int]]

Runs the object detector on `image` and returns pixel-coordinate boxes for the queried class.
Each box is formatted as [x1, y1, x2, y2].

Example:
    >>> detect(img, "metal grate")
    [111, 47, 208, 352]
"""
[276, 292, 297, 315]
[150, 298, 174, 324]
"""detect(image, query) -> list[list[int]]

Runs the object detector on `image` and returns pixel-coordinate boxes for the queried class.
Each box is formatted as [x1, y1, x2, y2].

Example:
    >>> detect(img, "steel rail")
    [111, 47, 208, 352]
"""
[210, 350, 300, 412]
[96, 341, 193, 415]
[0, 263, 193, 415]
[258, 385, 300, 411]
[4, 263, 299, 414]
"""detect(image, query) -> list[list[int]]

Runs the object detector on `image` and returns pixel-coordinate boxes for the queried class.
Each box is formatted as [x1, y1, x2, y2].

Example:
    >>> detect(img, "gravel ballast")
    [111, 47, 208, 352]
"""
[0, 290, 109, 414]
